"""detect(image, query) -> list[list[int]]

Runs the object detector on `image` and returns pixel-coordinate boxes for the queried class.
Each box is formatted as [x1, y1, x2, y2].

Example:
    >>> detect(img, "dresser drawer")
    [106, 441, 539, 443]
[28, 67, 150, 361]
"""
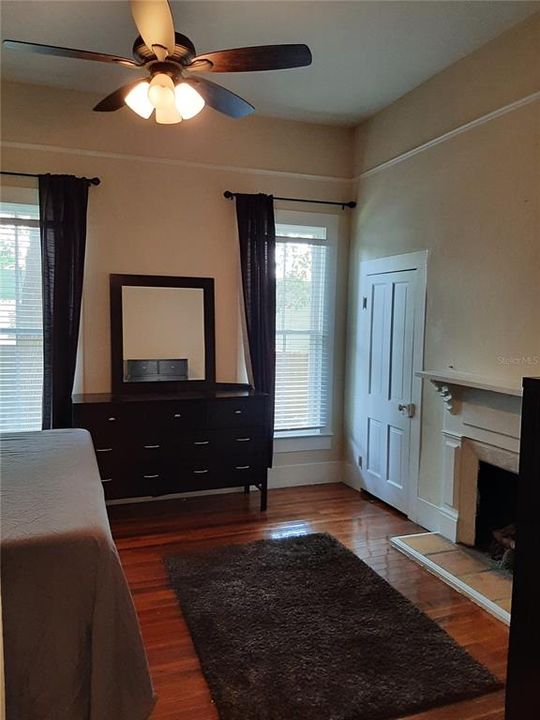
[74, 403, 139, 445]
[101, 476, 140, 501]
[207, 397, 266, 428]
[138, 461, 215, 497]
[223, 461, 266, 483]
[93, 446, 116, 479]
[92, 446, 137, 499]
[215, 427, 266, 457]
[145, 400, 206, 434]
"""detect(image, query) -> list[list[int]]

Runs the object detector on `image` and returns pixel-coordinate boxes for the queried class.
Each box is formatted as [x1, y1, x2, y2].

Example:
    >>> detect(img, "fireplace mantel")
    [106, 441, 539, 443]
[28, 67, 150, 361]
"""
[417, 370, 522, 413]
[417, 369, 523, 542]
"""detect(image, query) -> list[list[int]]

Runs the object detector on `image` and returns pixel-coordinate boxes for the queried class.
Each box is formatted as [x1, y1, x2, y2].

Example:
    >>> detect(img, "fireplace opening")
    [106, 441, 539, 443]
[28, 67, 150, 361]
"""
[475, 461, 518, 572]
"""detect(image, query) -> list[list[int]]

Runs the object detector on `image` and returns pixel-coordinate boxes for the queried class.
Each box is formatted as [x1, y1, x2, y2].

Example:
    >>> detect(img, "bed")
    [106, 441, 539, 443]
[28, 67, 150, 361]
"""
[0, 429, 155, 720]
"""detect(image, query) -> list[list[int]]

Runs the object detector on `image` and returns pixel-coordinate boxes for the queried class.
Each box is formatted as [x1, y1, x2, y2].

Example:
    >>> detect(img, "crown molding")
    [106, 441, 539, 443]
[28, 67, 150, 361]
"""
[354, 88, 540, 182]
[0, 140, 352, 186]
[5, 87, 538, 189]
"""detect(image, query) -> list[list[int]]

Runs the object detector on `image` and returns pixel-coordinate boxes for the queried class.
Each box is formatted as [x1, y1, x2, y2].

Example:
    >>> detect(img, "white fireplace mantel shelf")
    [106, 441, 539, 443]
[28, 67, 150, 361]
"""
[413, 370, 522, 546]
[416, 370, 523, 397]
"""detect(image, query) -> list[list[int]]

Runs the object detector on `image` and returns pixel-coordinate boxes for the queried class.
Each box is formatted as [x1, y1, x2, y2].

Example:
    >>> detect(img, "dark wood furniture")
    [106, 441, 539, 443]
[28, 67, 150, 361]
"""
[73, 389, 270, 511]
[110, 273, 216, 394]
[505, 377, 540, 719]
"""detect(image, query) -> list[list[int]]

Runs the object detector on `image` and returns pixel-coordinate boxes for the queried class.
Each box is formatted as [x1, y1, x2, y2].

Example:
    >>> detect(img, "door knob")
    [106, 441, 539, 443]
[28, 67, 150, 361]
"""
[398, 403, 416, 418]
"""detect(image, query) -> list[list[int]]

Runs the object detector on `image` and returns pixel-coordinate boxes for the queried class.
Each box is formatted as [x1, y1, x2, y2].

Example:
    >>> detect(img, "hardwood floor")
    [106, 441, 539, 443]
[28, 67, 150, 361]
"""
[108, 484, 509, 720]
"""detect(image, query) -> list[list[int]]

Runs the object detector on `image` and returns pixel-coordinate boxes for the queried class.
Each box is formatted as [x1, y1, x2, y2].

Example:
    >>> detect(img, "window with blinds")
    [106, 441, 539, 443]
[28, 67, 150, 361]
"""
[275, 219, 333, 434]
[0, 201, 43, 432]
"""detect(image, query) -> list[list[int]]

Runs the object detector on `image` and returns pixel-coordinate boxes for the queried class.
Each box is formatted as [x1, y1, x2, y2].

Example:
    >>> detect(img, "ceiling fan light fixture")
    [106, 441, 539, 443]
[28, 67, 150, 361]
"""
[147, 72, 175, 108]
[124, 80, 153, 118]
[155, 100, 183, 124]
[175, 82, 205, 120]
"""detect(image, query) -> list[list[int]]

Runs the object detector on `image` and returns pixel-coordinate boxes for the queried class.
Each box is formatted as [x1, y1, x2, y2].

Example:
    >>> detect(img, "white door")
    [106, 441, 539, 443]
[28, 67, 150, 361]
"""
[360, 268, 417, 513]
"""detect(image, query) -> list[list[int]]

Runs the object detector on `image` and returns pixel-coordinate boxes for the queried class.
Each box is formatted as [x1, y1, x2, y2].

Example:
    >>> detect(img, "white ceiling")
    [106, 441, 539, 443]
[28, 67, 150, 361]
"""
[1, 1, 538, 125]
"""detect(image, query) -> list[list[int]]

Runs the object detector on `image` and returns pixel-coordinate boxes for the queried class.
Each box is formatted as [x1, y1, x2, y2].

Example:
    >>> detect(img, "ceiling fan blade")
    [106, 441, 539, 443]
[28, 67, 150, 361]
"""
[2, 39, 141, 68]
[93, 81, 143, 112]
[188, 44, 312, 73]
[186, 77, 254, 119]
[130, 0, 175, 61]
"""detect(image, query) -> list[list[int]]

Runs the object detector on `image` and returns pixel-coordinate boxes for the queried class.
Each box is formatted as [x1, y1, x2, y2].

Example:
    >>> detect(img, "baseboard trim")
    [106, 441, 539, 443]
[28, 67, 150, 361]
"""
[341, 461, 362, 491]
[414, 498, 441, 533]
[439, 506, 459, 542]
[268, 460, 342, 488]
[106, 461, 342, 506]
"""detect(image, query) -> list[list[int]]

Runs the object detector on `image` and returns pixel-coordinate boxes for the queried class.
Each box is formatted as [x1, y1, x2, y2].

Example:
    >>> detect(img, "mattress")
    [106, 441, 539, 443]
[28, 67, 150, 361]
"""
[0, 429, 155, 720]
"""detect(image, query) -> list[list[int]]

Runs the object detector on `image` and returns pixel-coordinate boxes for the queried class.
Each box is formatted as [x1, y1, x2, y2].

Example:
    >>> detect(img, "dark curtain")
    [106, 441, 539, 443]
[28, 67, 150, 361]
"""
[39, 174, 90, 429]
[235, 193, 276, 466]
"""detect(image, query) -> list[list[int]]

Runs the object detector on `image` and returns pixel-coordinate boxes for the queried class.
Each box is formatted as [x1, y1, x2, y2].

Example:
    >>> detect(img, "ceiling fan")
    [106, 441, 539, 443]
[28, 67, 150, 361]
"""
[3, 0, 312, 124]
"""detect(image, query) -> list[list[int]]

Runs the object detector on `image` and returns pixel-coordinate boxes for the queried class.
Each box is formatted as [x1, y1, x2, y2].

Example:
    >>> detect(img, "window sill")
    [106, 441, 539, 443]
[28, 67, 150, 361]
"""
[273, 433, 333, 453]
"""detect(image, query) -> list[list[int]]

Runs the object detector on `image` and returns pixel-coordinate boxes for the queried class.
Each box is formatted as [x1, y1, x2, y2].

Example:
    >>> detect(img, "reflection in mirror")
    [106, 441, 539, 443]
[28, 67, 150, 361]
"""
[121, 286, 205, 382]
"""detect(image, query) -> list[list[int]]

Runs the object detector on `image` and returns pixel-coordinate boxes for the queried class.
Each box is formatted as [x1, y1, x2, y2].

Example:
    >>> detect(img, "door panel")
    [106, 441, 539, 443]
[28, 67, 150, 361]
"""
[367, 417, 383, 477]
[389, 281, 409, 401]
[361, 269, 416, 513]
[387, 425, 404, 489]
[369, 282, 387, 396]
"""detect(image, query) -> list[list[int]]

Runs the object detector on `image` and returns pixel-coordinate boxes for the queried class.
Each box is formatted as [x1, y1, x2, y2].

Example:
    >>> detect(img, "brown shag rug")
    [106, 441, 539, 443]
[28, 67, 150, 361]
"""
[165, 533, 502, 720]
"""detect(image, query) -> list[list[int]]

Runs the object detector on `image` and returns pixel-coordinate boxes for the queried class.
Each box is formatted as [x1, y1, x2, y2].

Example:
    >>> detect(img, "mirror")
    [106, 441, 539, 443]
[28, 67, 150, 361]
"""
[110, 274, 215, 394]
[122, 286, 205, 382]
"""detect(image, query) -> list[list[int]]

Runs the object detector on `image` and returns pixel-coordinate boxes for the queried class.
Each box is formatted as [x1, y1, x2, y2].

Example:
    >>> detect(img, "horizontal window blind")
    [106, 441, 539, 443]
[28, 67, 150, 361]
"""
[275, 222, 330, 433]
[0, 202, 43, 432]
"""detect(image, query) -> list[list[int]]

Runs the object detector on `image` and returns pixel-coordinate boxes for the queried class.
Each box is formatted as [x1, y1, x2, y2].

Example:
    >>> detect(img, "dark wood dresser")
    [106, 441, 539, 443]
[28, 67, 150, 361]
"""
[505, 377, 540, 719]
[72, 389, 270, 511]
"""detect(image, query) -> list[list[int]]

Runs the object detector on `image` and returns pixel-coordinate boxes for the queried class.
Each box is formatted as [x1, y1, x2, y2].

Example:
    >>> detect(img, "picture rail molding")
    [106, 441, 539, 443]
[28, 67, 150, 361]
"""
[0, 141, 351, 185]
[355, 88, 540, 181]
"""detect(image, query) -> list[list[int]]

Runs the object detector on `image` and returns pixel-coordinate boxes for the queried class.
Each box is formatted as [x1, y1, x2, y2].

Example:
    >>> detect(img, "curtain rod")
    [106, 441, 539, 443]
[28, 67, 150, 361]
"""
[1, 170, 101, 186]
[223, 190, 356, 209]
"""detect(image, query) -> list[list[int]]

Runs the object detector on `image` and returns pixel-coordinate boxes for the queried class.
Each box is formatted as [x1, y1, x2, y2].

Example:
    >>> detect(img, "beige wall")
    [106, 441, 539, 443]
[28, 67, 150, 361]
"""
[1, 80, 353, 472]
[346, 13, 540, 510]
[4, 12, 538, 498]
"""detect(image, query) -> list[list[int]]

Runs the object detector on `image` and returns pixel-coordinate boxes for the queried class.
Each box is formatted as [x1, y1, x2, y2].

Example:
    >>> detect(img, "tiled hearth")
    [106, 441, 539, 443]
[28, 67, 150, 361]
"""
[391, 532, 512, 624]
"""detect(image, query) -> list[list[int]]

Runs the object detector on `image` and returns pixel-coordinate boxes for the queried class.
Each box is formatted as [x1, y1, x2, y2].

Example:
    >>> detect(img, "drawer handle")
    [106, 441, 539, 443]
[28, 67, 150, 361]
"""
[235, 465, 251, 470]
[144, 444, 160, 449]
[234, 409, 243, 415]
[143, 474, 160, 479]
[193, 469, 209, 475]
[235, 437, 251, 442]
[108, 417, 116, 422]
[96, 448, 112, 453]
[193, 440, 210, 446]
[173, 413, 182, 418]
[101, 478, 113, 483]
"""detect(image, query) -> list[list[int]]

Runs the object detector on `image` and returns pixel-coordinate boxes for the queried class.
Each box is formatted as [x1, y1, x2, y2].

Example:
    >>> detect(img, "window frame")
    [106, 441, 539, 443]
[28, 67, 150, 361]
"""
[0, 196, 43, 433]
[273, 209, 338, 452]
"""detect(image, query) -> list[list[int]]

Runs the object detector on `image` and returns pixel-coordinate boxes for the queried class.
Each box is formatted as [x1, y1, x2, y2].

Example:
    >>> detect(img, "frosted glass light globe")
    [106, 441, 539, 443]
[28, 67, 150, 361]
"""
[175, 83, 205, 120]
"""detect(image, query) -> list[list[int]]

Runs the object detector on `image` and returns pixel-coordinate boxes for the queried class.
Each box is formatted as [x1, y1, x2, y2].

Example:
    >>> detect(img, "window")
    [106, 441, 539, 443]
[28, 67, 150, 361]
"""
[274, 211, 337, 439]
[0, 201, 43, 432]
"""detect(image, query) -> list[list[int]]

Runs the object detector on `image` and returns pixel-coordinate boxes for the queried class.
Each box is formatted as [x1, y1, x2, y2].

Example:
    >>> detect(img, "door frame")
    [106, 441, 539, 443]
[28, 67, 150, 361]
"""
[359, 250, 428, 520]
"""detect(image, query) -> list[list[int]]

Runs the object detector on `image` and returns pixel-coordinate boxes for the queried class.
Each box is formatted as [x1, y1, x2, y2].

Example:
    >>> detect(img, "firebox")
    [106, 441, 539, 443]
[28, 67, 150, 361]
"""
[475, 461, 518, 571]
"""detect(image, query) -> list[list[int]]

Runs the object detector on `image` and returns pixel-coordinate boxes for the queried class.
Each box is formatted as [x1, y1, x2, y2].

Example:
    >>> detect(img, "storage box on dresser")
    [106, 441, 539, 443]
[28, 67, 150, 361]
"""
[73, 390, 270, 510]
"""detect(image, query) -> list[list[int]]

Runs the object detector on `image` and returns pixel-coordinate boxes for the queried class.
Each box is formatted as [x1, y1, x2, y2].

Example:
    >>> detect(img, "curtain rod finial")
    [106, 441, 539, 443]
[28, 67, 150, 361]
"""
[223, 190, 234, 200]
